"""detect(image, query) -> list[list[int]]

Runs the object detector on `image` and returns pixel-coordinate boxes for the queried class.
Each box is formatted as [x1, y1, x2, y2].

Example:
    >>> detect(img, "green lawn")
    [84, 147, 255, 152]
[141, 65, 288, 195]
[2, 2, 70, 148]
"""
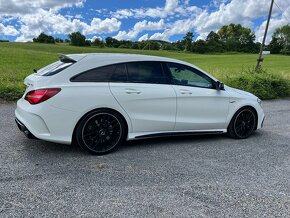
[0, 42, 290, 100]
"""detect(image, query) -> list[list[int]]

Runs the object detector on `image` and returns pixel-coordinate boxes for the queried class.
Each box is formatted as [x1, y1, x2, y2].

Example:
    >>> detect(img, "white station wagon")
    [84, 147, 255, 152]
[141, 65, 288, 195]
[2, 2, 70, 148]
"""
[15, 53, 265, 155]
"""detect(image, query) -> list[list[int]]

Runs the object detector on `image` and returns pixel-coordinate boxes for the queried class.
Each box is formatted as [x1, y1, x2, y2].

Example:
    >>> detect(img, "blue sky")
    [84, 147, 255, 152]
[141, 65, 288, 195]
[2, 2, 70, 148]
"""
[0, 0, 289, 43]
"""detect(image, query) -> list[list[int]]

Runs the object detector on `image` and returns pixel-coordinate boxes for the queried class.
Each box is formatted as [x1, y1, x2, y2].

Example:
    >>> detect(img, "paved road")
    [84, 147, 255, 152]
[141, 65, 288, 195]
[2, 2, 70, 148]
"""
[0, 99, 290, 217]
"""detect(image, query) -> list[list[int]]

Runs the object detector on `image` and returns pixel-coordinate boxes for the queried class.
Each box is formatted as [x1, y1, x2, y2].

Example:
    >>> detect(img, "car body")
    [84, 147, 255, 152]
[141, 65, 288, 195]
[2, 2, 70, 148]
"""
[15, 53, 265, 154]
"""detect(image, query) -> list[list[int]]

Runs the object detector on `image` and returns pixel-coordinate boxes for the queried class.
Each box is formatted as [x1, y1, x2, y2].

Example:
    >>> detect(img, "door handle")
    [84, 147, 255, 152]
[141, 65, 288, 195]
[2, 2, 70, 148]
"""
[180, 90, 192, 94]
[125, 89, 141, 94]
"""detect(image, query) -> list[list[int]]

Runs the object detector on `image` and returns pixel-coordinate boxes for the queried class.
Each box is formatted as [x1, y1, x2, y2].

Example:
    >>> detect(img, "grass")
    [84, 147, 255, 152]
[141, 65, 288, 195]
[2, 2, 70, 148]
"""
[0, 42, 290, 100]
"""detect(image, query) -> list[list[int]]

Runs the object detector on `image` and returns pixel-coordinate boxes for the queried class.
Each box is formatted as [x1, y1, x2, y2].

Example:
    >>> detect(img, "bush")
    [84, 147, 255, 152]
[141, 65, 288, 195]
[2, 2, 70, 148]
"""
[224, 68, 290, 99]
[0, 85, 25, 101]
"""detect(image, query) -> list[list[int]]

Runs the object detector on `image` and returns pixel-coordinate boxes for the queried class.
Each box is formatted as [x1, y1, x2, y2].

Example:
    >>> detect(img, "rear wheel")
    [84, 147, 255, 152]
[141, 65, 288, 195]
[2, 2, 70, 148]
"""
[76, 109, 126, 155]
[227, 107, 257, 139]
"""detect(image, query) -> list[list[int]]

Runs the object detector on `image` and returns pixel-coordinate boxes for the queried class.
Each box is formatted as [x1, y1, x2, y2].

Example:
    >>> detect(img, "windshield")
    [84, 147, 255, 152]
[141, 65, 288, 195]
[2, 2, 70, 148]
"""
[36, 61, 73, 76]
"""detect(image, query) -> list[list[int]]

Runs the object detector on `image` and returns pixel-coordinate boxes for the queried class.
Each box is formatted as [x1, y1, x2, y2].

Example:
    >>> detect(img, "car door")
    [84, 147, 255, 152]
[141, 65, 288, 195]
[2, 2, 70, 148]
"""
[109, 61, 176, 133]
[163, 62, 229, 131]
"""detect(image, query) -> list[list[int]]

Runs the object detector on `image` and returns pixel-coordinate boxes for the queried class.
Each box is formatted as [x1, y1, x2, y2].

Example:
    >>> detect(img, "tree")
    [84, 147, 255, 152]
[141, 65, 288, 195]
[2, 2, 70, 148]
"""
[206, 31, 223, 52]
[119, 40, 133, 48]
[192, 39, 208, 54]
[142, 40, 160, 50]
[172, 40, 185, 51]
[33, 32, 55, 44]
[105, 37, 120, 48]
[92, 38, 105, 47]
[161, 43, 175, 50]
[130, 42, 140, 49]
[269, 25, 290, 54]
[268, 37, 283, 54]
[55, 37, 64, 43]
[217, 24, 255, 52]
[183, 32, 194, 51]
[68, 32, 86, 46]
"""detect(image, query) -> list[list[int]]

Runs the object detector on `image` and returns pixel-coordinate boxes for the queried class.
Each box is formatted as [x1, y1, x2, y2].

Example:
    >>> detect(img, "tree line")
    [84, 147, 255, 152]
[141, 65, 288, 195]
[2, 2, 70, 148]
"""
[32, 23, 290, 55]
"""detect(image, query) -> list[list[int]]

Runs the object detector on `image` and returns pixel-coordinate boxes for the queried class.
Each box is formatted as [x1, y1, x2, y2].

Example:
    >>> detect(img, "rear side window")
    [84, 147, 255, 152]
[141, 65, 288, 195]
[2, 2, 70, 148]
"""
[126, 62, 166, 84]
[71, 64, 127, 82]
[37, 61, 73, 76]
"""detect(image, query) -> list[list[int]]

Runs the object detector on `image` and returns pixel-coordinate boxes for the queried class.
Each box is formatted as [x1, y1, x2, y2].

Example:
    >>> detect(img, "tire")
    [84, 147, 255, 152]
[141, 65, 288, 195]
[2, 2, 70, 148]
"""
[75, 109, 126, 155]
[227, 107, 257, 139]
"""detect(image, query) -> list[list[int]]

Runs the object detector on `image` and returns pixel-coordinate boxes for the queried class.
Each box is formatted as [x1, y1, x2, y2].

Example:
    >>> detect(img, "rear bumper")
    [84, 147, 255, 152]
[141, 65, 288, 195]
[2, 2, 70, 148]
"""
[15, 118, 37, 139]
[15, 98, 80, 144]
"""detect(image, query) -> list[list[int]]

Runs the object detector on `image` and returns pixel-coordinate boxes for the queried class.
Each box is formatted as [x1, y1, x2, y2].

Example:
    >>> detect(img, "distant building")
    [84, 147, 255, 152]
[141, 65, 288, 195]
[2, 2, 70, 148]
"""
[262, 51, 270, 55]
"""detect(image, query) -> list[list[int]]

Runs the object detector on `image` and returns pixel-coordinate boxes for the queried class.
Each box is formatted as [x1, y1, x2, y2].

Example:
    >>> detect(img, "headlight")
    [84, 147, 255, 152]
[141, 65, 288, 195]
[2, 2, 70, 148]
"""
[257, 98, 262, 107]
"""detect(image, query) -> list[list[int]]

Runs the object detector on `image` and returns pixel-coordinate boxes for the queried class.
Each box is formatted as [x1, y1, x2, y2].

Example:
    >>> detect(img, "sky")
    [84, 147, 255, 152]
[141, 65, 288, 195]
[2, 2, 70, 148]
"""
[0, 0, 289, 43]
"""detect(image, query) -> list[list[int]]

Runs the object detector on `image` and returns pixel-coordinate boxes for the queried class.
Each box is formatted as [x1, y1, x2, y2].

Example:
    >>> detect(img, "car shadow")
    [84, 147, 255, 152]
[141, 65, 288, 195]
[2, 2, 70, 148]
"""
[19, 130, 264, 156]
[120, 133, 228, 151]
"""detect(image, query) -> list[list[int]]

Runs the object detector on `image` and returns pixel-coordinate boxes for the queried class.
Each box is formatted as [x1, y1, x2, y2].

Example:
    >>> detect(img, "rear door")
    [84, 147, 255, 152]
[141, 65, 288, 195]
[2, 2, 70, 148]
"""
[109, 61, 176, 133]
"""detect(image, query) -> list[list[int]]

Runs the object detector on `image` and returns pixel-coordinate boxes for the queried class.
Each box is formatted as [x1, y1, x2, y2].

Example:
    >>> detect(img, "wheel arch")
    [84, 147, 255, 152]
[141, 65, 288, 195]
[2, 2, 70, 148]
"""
[72, 107, 129, 144]
[228, 105, 258, 130]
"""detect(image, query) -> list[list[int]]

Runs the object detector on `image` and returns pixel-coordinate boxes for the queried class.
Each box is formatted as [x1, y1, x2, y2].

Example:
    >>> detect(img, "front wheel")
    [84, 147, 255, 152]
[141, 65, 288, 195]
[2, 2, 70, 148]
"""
[76, 109, 126, 155]
[227, 107, 257, 139]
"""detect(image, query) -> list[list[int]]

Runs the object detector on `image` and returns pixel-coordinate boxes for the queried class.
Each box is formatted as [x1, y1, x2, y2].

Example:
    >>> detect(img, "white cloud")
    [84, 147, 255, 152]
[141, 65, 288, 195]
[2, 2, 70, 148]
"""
[148, 19, 195, 41]
[114, 19, 165, 40]
[1, 0, 290, 43]
[0, 0, 85, 16]
[255, 10, 290, 44]
[15, 9, 121, 42]
[111, 0, 290, 42]
[138, 33, 149, 41]
[75, 14, 83, 19]
[84, 18, 121, 35]
[112, 0, 201, 19]
[189, 0, 290, 42]
[0, 23, 19, 36]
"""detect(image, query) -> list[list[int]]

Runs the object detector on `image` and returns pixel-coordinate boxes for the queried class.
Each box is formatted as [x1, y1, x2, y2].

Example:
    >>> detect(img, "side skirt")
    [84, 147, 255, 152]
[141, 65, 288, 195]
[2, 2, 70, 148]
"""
[131, 131, 224, 140]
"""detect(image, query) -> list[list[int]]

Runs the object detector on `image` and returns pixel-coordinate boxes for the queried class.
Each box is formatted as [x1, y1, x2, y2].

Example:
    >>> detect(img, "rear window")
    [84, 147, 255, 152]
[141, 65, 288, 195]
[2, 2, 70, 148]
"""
[36, 61, 73, 76]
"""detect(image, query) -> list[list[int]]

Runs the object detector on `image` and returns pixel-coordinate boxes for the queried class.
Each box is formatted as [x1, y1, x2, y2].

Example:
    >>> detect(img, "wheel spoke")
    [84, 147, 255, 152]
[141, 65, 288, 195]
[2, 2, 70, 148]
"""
[234, 109, 256, 138]
[82, 113, 122, 153]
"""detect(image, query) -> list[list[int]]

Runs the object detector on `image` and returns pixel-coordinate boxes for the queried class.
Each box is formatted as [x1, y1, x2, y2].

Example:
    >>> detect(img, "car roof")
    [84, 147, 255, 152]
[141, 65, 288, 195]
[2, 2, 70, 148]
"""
[63, 53, 218, 82]
[66, 53, 185, 64]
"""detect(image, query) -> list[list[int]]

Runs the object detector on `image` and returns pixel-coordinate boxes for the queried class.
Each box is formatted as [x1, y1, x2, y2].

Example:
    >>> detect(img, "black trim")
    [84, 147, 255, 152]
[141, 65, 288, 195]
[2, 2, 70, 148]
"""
[15, 118, 37, 139]
[135, 131, 224, 139]
[58, 54, 77, 63]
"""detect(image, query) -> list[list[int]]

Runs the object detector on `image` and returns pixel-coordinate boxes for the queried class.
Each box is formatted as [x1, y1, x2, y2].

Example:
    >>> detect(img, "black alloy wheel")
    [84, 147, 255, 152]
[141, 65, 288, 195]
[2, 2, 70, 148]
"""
[76, 110, 126, 155]
[228, 107, 257, 139]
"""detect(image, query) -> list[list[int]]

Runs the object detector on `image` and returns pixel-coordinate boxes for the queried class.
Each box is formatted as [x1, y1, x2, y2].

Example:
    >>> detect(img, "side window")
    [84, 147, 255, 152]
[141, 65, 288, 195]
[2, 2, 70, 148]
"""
[110, 64, 127, 82]
[165, 63, 214, 88]
[71, 64, 127, 82]
[126, 62, 166, 84]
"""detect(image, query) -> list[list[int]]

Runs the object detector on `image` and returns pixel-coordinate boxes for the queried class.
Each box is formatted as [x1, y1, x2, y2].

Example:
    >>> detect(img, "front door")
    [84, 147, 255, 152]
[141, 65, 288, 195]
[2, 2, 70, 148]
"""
[164, 62, 229, 131]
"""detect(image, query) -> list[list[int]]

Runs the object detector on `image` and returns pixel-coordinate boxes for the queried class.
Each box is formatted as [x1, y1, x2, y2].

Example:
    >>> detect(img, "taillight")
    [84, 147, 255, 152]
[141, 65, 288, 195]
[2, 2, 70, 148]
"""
[25, 88, 61, 105]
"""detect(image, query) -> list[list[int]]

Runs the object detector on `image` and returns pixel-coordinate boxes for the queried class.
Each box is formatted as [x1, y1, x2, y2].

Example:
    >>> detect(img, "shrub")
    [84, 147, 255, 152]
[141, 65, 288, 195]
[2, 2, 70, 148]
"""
[224, 68, 290, 99]
[0, 85, 25, 101]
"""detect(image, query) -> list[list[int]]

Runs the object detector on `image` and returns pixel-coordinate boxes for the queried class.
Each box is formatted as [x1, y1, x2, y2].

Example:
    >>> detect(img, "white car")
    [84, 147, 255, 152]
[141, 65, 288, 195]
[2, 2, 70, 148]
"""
[15, 53, 265, 155]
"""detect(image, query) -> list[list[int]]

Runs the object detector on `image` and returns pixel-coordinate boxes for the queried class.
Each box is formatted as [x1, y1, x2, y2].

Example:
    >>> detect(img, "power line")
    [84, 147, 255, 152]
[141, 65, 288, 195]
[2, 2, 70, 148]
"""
[274, 0, 290, 24]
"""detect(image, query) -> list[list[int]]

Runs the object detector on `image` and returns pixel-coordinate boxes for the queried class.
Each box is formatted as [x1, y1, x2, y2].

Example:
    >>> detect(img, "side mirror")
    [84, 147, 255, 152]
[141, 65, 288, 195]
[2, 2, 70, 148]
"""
[215, 81, 224, 90]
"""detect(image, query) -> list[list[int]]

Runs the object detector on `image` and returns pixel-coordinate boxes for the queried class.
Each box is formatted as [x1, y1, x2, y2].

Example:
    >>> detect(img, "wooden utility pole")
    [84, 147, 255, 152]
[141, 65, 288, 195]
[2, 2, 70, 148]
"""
[256, 0, 275, 70]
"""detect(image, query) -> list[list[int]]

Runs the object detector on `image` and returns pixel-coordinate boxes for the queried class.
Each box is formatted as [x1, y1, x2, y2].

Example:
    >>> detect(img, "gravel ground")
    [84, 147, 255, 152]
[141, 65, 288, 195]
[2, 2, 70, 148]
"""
[0, 99, 290, 217]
